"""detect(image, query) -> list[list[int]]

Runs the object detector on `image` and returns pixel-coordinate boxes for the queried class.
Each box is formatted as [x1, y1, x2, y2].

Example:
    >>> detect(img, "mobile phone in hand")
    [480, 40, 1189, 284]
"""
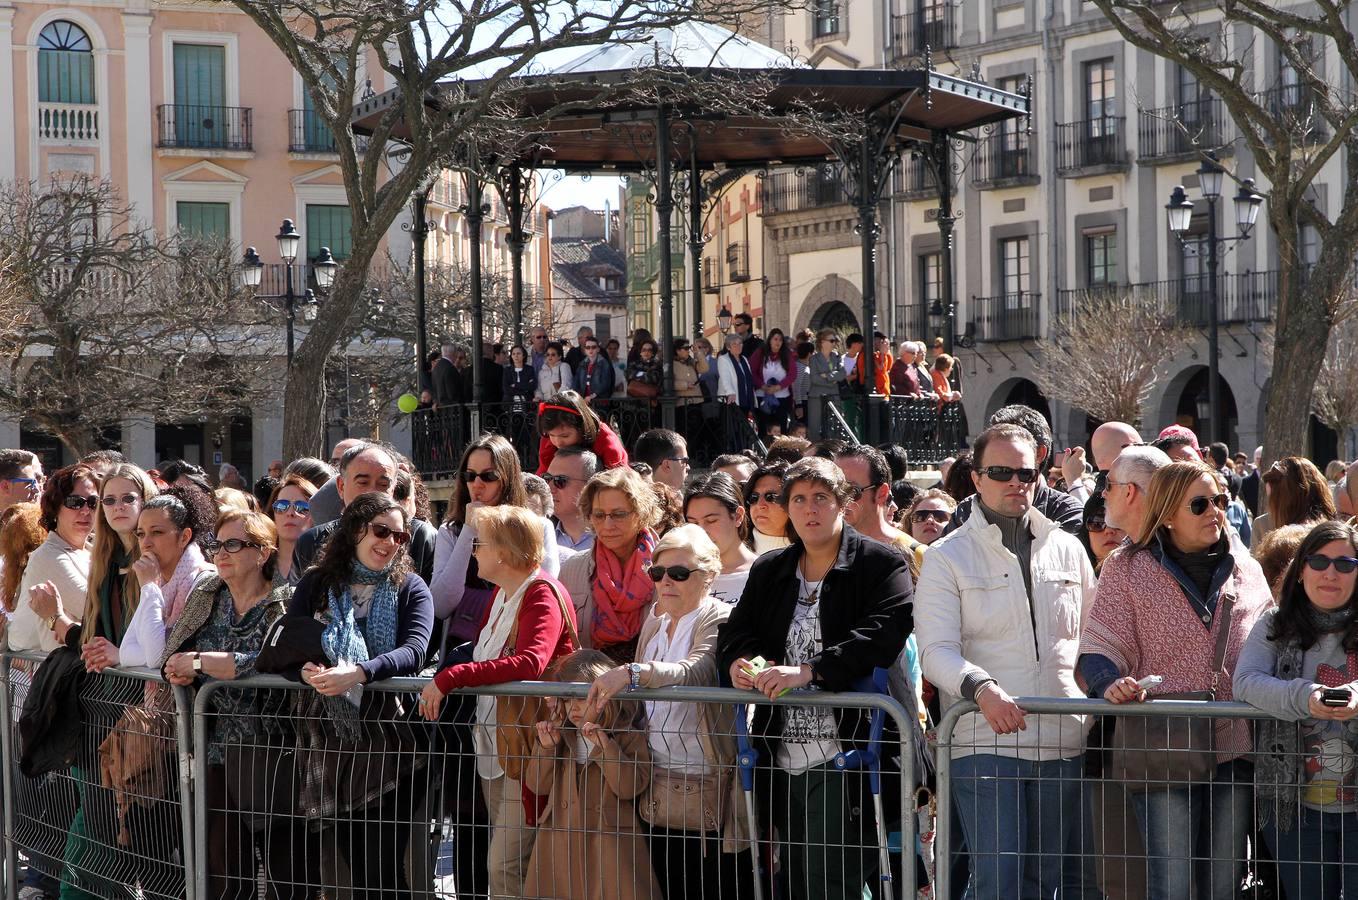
[1321, 687, 1353, 708]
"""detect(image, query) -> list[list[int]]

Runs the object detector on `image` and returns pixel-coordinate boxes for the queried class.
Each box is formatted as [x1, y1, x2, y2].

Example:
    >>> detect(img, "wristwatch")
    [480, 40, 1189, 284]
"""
[627, 662, 643, 691]
[43, 615, 57, 632]
[191, 654, 203, 674]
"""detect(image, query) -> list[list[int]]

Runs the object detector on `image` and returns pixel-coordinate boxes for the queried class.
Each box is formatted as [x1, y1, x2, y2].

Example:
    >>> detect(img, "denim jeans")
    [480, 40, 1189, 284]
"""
[1132, 758, 1253, 900]
[950, 754, 1084, 900]
[1263, 806, 1358, 900]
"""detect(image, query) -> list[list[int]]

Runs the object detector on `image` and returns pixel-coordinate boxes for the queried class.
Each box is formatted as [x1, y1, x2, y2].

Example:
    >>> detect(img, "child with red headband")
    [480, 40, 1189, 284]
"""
[536, 390, 629, 474]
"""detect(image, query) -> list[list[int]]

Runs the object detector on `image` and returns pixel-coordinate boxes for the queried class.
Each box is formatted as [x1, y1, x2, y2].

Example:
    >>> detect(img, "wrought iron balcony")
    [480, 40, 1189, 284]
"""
[726, 241, 750, 282]
[973, 130, 1037, 187]
[1055, 117, 1128, 174]
[892, 5, 956, 58]
[896, 154, 935, 201]
[157, 104, 252, 151]
[973, 292, 1042, 342]
[1139, 98, 1232, 162]
[1257, 86, 1329, 142]
[761, 168, 849, 214]
[1054, 271, 1279, 328]
[289, 108, 336, 153]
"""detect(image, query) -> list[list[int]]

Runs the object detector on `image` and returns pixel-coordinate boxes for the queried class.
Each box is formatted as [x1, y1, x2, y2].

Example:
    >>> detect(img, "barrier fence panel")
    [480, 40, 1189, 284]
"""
[932, 696, 1315, 900]
[1, 651, 196, 900]
[192, 677, 917, 900]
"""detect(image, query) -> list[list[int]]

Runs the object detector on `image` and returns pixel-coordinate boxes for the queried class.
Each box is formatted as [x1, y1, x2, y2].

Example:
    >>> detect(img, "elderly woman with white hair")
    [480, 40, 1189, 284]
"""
[586, 523, 754, 899]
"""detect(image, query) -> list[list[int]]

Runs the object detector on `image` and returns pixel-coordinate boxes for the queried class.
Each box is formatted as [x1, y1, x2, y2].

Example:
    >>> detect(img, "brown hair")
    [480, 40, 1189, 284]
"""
[473, 505, 546, 572]
[535, 389, 602, 446]
[216, 508, 280, 580]
[549, 648, 642, 731]
[39, 463, 98, 531]
[445, 433, 529, 527]
[578, 466, 661, 532]
[82, 465, 159, 646]
[907, 487, 958, 520]
[1129, 459, 1223, 554]
[267, 473, 319, 511]
[1252, 523, 1312, 597]
[1263, 456, 1336, 529]
[0, 503, 45, 612]
[972, 424, 1037, 469]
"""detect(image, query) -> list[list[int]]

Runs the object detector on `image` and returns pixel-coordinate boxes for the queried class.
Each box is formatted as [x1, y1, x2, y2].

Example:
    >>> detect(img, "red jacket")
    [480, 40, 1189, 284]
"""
[433, 572, 578, 693]
[536, 419, 629, 474]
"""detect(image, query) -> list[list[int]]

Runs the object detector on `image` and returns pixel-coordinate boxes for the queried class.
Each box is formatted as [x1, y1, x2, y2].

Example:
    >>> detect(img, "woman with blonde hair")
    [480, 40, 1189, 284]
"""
[558, 466, 661, 663]
[1080, 459, 1275, 900]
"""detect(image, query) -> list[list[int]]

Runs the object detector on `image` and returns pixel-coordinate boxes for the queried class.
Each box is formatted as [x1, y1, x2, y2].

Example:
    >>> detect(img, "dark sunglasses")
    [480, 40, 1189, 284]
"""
[8, 477, 40, 487]
[847, 482, 883, 501]
[1187, 493, 1230, 516]
[463, 469, 502, 484]
[979, 466, 1039, 484]
[1093, 471, 1109, 495]
[584, 343, 600, 349]
[364, 522, 411, 545]
[1304, 554, 1358, 575]
[62, 495, 100, 510]
[1085, 518, 1108, 534]
[648, 565, 695, 583]
[101, 493, 141, 507]
[272, 499, 312, 515]
[208, 538, 261, 555]
[543, 474, 579, 489]
[748, 490, 782, 505]
[911, 509, 950, 525]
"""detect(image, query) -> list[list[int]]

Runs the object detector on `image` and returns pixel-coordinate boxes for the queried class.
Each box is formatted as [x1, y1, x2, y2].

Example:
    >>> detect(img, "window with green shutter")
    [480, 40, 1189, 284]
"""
[306, 205, 352, 260]
[176, 202, 230, 240]
[38, 21, 95, 104]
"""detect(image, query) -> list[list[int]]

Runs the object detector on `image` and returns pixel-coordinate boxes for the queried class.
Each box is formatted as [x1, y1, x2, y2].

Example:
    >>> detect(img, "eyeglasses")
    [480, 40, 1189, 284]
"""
[978, 466, 1039, 484]
[471, 538, 483, 551]
[101, 493, 141, 508]
[648, 565, 695, 583]
[272, 499, 312, 516]
[847, 482, 882, 502]
[1085, 518, 1109, 534]
[207, 538, 261, 555]
[1186, 493, 1231, 516]
[1093, 471, 1109, 495]
[589, 510, 635, 524]
[8, 477, 40, 488]
[584, 343, 599, 350]
[911, 509, 951, 525]
[364, 522, 411, 545]
[463, 469, 502, 484]
[667, 456, 691, 466]
[62, 495, 100, 510]
[543, 474, 581, 489]
[1304, 554, 1358, 575]
[748, 490, 781, 505]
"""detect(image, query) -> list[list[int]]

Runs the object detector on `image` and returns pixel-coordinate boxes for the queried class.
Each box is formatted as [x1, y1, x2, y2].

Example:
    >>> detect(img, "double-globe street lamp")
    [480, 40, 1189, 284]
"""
[240, 218, 338, 363]
[1164, 154, 1264, 446]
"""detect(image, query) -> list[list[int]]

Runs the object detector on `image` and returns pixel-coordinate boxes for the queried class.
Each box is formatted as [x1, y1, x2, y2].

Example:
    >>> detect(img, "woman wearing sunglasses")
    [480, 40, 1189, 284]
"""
[1078, 493, 1127, 569]
[905, 488, 957, 547]
[1080, 459, 1274, 900]
[10, 463, 97, 652]
[119, 490, 216, 667]
[1234, 520, 1358, 900]
[718, 457, 913, 899]
[268, 474, 318, 582]
[559, 466, 662, 663]
[742, 461, 792, 554]
[160, 509, 302, 899]
[288, 492, 434, 897]
[586, 524, 754, 898]
[534, 389, 629, 475]
[420, 504, 578, 898]
[684, 472, 756, 604]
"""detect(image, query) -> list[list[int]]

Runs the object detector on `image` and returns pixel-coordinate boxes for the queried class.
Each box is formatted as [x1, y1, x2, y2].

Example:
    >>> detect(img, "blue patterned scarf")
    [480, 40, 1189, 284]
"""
[319, 561, 400, 735]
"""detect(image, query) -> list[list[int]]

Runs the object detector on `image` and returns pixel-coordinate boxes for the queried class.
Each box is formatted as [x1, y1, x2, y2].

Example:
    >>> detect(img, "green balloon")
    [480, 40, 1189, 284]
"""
[397, 393, 420, 414]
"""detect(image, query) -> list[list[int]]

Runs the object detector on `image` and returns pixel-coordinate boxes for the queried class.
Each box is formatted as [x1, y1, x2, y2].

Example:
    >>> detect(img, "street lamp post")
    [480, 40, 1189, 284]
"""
[240, 218, 336, 364]
[1165, 155, 1263, 445]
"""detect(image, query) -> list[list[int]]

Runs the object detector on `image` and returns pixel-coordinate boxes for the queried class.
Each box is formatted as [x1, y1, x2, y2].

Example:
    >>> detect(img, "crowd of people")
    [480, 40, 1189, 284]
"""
[0, 394, 1355, 900]
[416, 320, 965, 449]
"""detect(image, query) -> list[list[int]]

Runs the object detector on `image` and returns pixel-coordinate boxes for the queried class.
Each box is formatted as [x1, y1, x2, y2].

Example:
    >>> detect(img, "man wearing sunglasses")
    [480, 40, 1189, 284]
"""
[0, 449, 43, 512]
[916, 423, 1097, 900]
[834, 445, 925, 572]
[545, 447, 598, 556]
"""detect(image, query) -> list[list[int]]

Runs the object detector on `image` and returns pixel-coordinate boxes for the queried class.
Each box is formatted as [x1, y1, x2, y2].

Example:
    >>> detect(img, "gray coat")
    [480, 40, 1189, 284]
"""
[808, 351, 848, 398]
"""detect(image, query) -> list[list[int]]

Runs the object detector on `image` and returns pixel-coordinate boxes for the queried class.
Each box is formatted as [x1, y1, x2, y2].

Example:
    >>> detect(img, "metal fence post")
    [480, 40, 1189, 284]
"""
[932, 700, 969, 900]
[171, 685, 197, 900]
[0, 654, 17, 900]
[191, 682, 216, 900]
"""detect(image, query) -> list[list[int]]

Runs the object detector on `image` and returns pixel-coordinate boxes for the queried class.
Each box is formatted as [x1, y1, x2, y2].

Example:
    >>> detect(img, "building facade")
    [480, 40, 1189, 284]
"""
[747, 0, 1353, 458]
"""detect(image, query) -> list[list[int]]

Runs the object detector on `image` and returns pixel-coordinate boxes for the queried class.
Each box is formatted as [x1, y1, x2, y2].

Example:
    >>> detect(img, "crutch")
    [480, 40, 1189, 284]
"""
[733, 700, 766, 900]
[833, 667, 893, 897]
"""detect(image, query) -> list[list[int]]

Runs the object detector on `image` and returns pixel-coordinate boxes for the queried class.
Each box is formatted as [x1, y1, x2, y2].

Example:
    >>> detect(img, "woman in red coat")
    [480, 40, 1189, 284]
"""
[535, 390, 629, 474]
[420, 504, 579, 898]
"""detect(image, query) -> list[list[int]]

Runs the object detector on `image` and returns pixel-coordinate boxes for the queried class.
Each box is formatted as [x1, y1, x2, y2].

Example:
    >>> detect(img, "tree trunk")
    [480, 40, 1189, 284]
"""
[282, 346, 331, 460]
[1263, 280, 1333, 463]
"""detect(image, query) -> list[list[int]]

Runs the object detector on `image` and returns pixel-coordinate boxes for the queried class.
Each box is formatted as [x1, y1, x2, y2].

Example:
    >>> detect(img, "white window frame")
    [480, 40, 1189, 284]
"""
[162, 30, 240, 110]
[162, 160, 246, 248]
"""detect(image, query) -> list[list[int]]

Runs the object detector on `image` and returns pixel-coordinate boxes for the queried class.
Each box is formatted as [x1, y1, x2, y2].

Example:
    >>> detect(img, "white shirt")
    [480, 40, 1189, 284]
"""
[775, 569, 841, 773]
[472, 576, 533, 780]
[760, 359, 790, 399]
[9, 532, 90, 653]
[641, 606, 709, 773]
[708, 568, 750, 605]
[536, 361, 573, 400]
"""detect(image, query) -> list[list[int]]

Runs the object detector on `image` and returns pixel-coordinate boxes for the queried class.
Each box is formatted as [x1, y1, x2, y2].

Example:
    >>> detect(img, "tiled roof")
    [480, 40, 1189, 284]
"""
[552, 238, 627, 305]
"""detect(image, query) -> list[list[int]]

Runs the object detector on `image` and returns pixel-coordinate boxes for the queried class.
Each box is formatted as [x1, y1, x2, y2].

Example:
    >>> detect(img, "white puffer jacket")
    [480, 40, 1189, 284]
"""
[915, 505, 1096, 760]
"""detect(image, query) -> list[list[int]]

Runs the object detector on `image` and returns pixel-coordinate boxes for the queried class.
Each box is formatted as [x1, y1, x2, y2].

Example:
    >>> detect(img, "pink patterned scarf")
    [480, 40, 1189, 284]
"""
[163, 543, 214, 628]
[590, 529, 657, 647]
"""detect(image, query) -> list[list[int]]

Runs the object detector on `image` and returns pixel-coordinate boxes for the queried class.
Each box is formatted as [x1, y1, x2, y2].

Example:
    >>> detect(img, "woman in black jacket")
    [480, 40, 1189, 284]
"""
[717, 456, 914, 900]
[502, 344, 538, 460]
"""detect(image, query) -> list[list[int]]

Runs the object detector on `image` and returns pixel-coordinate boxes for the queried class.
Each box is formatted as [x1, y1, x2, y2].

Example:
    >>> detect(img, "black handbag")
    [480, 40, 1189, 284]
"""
[1109, 596, 1234, 791]
[255, 614, 327, 674]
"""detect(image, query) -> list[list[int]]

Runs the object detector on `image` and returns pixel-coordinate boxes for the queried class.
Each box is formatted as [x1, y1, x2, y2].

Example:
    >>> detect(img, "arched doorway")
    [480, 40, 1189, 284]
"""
[809, 300, 860, 335]
[987, 377, 1053, 430]
[801, 273, 862, 335]
[1169, 366, 1239, 451]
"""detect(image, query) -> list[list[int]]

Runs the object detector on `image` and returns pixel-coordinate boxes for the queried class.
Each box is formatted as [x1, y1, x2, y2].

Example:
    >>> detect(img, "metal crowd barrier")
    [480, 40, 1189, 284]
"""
[933, 696, 1305, 900]
[0, 648, 918, 900]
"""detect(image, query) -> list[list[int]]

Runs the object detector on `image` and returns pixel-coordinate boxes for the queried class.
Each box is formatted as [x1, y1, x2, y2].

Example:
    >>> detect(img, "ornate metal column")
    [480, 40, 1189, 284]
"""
[462, 171, 486, 404]
[688, 142, 704, 340]
[409, 188, 431, 389]
[498, 164, 529, 348]
[655, 104, 676, 429]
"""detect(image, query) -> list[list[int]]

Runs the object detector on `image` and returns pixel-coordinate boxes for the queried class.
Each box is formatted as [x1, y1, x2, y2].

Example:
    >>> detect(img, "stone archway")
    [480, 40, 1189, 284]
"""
[987, 377, 1053, 430]
[809, 300, 860, 334]
[800, 274, 862, 334]
[1160, 365, 1240, 450]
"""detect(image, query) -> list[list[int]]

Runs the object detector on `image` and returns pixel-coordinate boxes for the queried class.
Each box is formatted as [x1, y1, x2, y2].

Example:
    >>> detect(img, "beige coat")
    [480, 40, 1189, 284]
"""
[633, 599, 749, 852]
[558, 548, 656, 653]
[522, 725, 662, 900]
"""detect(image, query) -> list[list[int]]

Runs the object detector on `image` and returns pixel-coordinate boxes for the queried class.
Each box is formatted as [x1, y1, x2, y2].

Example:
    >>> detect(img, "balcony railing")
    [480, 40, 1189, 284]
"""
[703, 258, 720, 293]
[892, 5, 956, 57]
[38, 101, 99, 143]
[973, 130, 1037, 187]
[726, 241, 750, 282]
[1139, 98, 1232, 161]
[974, 292, 1042, 342]
[289, 108, 336, 153]
[761, 168, 849, 214]
[1055, 117, 1128, 173]
[156, 104, 253, 151]
[1257, 85, 1329, 142]
[1055, 271, 1279, 328]
[896, 154, 935, 200]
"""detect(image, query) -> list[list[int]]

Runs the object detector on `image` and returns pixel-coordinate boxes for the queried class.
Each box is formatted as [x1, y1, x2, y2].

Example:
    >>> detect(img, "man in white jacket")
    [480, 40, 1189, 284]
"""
[916, 423, 1096, 900]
